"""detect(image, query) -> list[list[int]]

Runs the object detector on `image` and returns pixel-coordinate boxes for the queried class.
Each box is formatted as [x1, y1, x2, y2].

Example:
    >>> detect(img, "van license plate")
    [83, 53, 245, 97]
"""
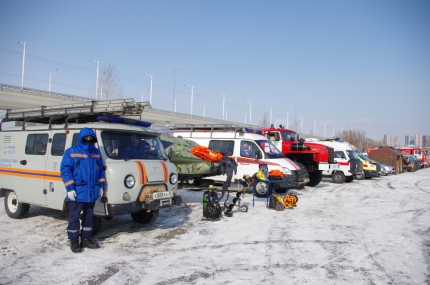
[152, 192, 172, 199]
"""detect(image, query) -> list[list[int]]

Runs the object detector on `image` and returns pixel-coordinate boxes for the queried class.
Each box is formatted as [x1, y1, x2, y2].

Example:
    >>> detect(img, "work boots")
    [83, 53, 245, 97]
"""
[70, 240, 82, 253]
[81, 238, 100, 249]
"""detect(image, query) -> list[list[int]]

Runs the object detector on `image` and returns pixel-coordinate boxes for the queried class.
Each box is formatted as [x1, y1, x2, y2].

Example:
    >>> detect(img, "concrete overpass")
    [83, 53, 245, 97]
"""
[0, 83, 251, 127]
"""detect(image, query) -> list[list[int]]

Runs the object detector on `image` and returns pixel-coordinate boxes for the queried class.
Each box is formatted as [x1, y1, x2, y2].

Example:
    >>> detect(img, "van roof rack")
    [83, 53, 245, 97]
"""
[1, 98, 151, 130]
[171, 124, 260, 138]
[172, 124, 244, 131]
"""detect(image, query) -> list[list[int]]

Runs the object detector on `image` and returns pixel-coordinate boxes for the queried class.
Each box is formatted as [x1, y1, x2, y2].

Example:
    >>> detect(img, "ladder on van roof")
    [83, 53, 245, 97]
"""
[1, 98, 150, 130]
[172, 124, 251, 138]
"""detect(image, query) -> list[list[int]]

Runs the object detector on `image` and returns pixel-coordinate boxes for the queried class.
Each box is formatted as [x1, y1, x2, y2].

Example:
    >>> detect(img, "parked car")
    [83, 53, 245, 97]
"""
[380, 164, 395, 175]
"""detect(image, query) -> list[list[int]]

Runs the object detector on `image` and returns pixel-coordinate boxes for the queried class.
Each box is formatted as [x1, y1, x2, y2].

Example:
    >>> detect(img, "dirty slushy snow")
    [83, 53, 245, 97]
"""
[1, 169, 429, 284]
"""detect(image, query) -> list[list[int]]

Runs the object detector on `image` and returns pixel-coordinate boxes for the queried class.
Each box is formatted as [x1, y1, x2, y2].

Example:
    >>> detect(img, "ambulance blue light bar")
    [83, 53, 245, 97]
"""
[97, 116, 152, 127]
[242, 127, 262, 135]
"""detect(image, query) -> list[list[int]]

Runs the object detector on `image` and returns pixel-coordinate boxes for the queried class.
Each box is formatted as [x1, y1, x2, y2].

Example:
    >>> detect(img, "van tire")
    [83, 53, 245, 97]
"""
[307, 170, 323, 186]
[332, 172, 346, 184]
[345, 176, 354, 183]
[77, 213, 103, 236]
[131, 209, 159, 224]
[4, 191, 30, 219]
[92, 215, 103, 235]
[356, 170, 365, 180]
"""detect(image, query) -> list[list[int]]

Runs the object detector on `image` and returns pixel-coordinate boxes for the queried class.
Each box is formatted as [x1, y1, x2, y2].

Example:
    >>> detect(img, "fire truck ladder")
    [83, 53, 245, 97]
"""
[1, 98, 151, 130]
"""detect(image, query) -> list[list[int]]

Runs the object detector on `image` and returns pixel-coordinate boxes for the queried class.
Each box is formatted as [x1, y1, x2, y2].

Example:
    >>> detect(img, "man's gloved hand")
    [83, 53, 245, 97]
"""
[99, 188, 103, 198]
[67, 190, 76, 201]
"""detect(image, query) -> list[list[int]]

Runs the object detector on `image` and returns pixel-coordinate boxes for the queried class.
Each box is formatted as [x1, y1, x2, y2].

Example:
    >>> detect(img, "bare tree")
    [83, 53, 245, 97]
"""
[259, 112, 269, 127]
[97, 64, 124, 100]
[336, 129, 384, 153]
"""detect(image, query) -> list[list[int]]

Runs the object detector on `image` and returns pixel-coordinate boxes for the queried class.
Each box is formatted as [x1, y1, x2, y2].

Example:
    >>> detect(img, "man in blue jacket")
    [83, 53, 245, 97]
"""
[61, 127, 106, 253]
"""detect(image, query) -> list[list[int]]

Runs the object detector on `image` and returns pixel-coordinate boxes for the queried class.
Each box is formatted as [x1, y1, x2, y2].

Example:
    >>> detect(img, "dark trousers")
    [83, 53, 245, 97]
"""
[67, 201, 95, 241]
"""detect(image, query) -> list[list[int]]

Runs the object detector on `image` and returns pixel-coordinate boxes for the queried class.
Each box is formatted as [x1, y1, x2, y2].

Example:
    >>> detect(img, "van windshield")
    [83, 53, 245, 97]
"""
[255, 139, 284, 159]
[346, 150, 358, 159]
[355, 150, 370, 161]
[101, 131, 166, 160]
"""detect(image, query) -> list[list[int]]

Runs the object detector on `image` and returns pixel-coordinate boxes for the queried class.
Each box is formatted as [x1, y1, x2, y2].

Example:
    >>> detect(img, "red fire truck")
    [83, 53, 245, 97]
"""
[258, 125, 339, 186]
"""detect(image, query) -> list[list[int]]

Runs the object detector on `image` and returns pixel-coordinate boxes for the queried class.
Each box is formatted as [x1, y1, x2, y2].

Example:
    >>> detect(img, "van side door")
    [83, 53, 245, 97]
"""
[15, 133, 49, 206]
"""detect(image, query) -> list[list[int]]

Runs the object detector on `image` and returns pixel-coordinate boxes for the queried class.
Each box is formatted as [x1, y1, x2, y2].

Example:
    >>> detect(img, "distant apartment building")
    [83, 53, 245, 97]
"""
[423, 135, 430, 148]
[405, 133, 423, 147]
[383, 134, 398, 147]
[415, 133, 422, 147]
[405, 135, 415, 147]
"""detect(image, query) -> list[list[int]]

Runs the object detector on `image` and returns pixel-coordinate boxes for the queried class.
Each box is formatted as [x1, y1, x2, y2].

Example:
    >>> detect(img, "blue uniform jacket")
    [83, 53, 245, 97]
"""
[60, 127, 106, 203]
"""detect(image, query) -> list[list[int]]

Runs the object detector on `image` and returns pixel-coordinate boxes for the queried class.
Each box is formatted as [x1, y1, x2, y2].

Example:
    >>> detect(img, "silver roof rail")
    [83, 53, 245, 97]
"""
[1, 98, 151, 131]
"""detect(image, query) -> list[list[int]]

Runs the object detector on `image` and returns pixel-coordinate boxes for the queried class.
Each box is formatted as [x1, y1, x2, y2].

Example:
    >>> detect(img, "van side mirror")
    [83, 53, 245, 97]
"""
[167, 148, 173, 160]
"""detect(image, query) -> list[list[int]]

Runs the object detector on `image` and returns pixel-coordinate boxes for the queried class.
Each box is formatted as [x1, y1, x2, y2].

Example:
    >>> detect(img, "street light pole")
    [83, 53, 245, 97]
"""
[294, 101, 300, 132]
[301, 116, 303, 133]
[143, 74, 153, 105]
[264, 106, 272, 127]
[49, 69, 57, 93]
[324, 122, 326, 138]
[203, 103, 211, 117]
[281, 111, 289, 129]
[18, 42, 26, 89]
[173, 67, 181, 112]
[216, 93, 225, 120]
[225, 108, 233, 121]
[91, 60, 100, 100]
[244, 100, 252, 125]
[174, 96, 182, 113]
[184, 85, 194, 116]
[141, 89, 149, 102]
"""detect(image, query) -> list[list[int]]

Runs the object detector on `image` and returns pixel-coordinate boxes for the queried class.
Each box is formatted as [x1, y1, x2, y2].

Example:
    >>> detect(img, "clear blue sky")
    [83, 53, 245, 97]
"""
[1, 0, 429, 142]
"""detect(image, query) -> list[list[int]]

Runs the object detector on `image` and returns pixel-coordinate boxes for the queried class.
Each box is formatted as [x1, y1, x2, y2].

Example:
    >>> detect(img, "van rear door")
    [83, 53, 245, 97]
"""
[45, 132, 68, 210]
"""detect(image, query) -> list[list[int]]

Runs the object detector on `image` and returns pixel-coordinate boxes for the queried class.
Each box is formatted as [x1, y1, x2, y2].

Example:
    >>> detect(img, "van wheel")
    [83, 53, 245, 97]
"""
[92, 216, 103, 235]
[345, 176, 354, 183]
[131, 209, 159, 224]
[332, 172, 346, 183]
[307, 170, 323, 186]
[4, 191, 30, 219]
[78, 213, 103, 236]
[254, 181, 269, 197]
[356, 170, 365, 180]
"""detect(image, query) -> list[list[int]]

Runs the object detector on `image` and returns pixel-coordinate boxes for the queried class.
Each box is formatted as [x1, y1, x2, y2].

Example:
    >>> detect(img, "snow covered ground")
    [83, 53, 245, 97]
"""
[1, 169, 429, 285]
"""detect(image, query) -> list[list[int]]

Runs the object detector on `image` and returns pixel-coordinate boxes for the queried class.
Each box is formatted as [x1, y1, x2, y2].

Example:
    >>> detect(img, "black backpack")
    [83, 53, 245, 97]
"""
[203, 190, 222, 220]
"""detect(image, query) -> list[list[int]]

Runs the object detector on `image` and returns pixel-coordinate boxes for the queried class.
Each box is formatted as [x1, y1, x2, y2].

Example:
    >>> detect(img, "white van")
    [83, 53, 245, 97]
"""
[171, 124, 305, 196]
[0, 100, 181, 234]
[305, 138, 362, 183]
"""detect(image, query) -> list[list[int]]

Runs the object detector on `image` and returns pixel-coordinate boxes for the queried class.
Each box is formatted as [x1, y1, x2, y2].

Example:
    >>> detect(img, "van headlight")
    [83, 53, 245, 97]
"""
[124, 175, 135, 188]
[282, 167, 292, 175]
[170, 173, 178, 184]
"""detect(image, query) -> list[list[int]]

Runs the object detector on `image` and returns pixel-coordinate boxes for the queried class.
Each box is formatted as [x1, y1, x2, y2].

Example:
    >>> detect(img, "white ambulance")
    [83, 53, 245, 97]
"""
[305, 138, 362, 183]
[171, 124, 305, 196]
[0, 99, 181, 234]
